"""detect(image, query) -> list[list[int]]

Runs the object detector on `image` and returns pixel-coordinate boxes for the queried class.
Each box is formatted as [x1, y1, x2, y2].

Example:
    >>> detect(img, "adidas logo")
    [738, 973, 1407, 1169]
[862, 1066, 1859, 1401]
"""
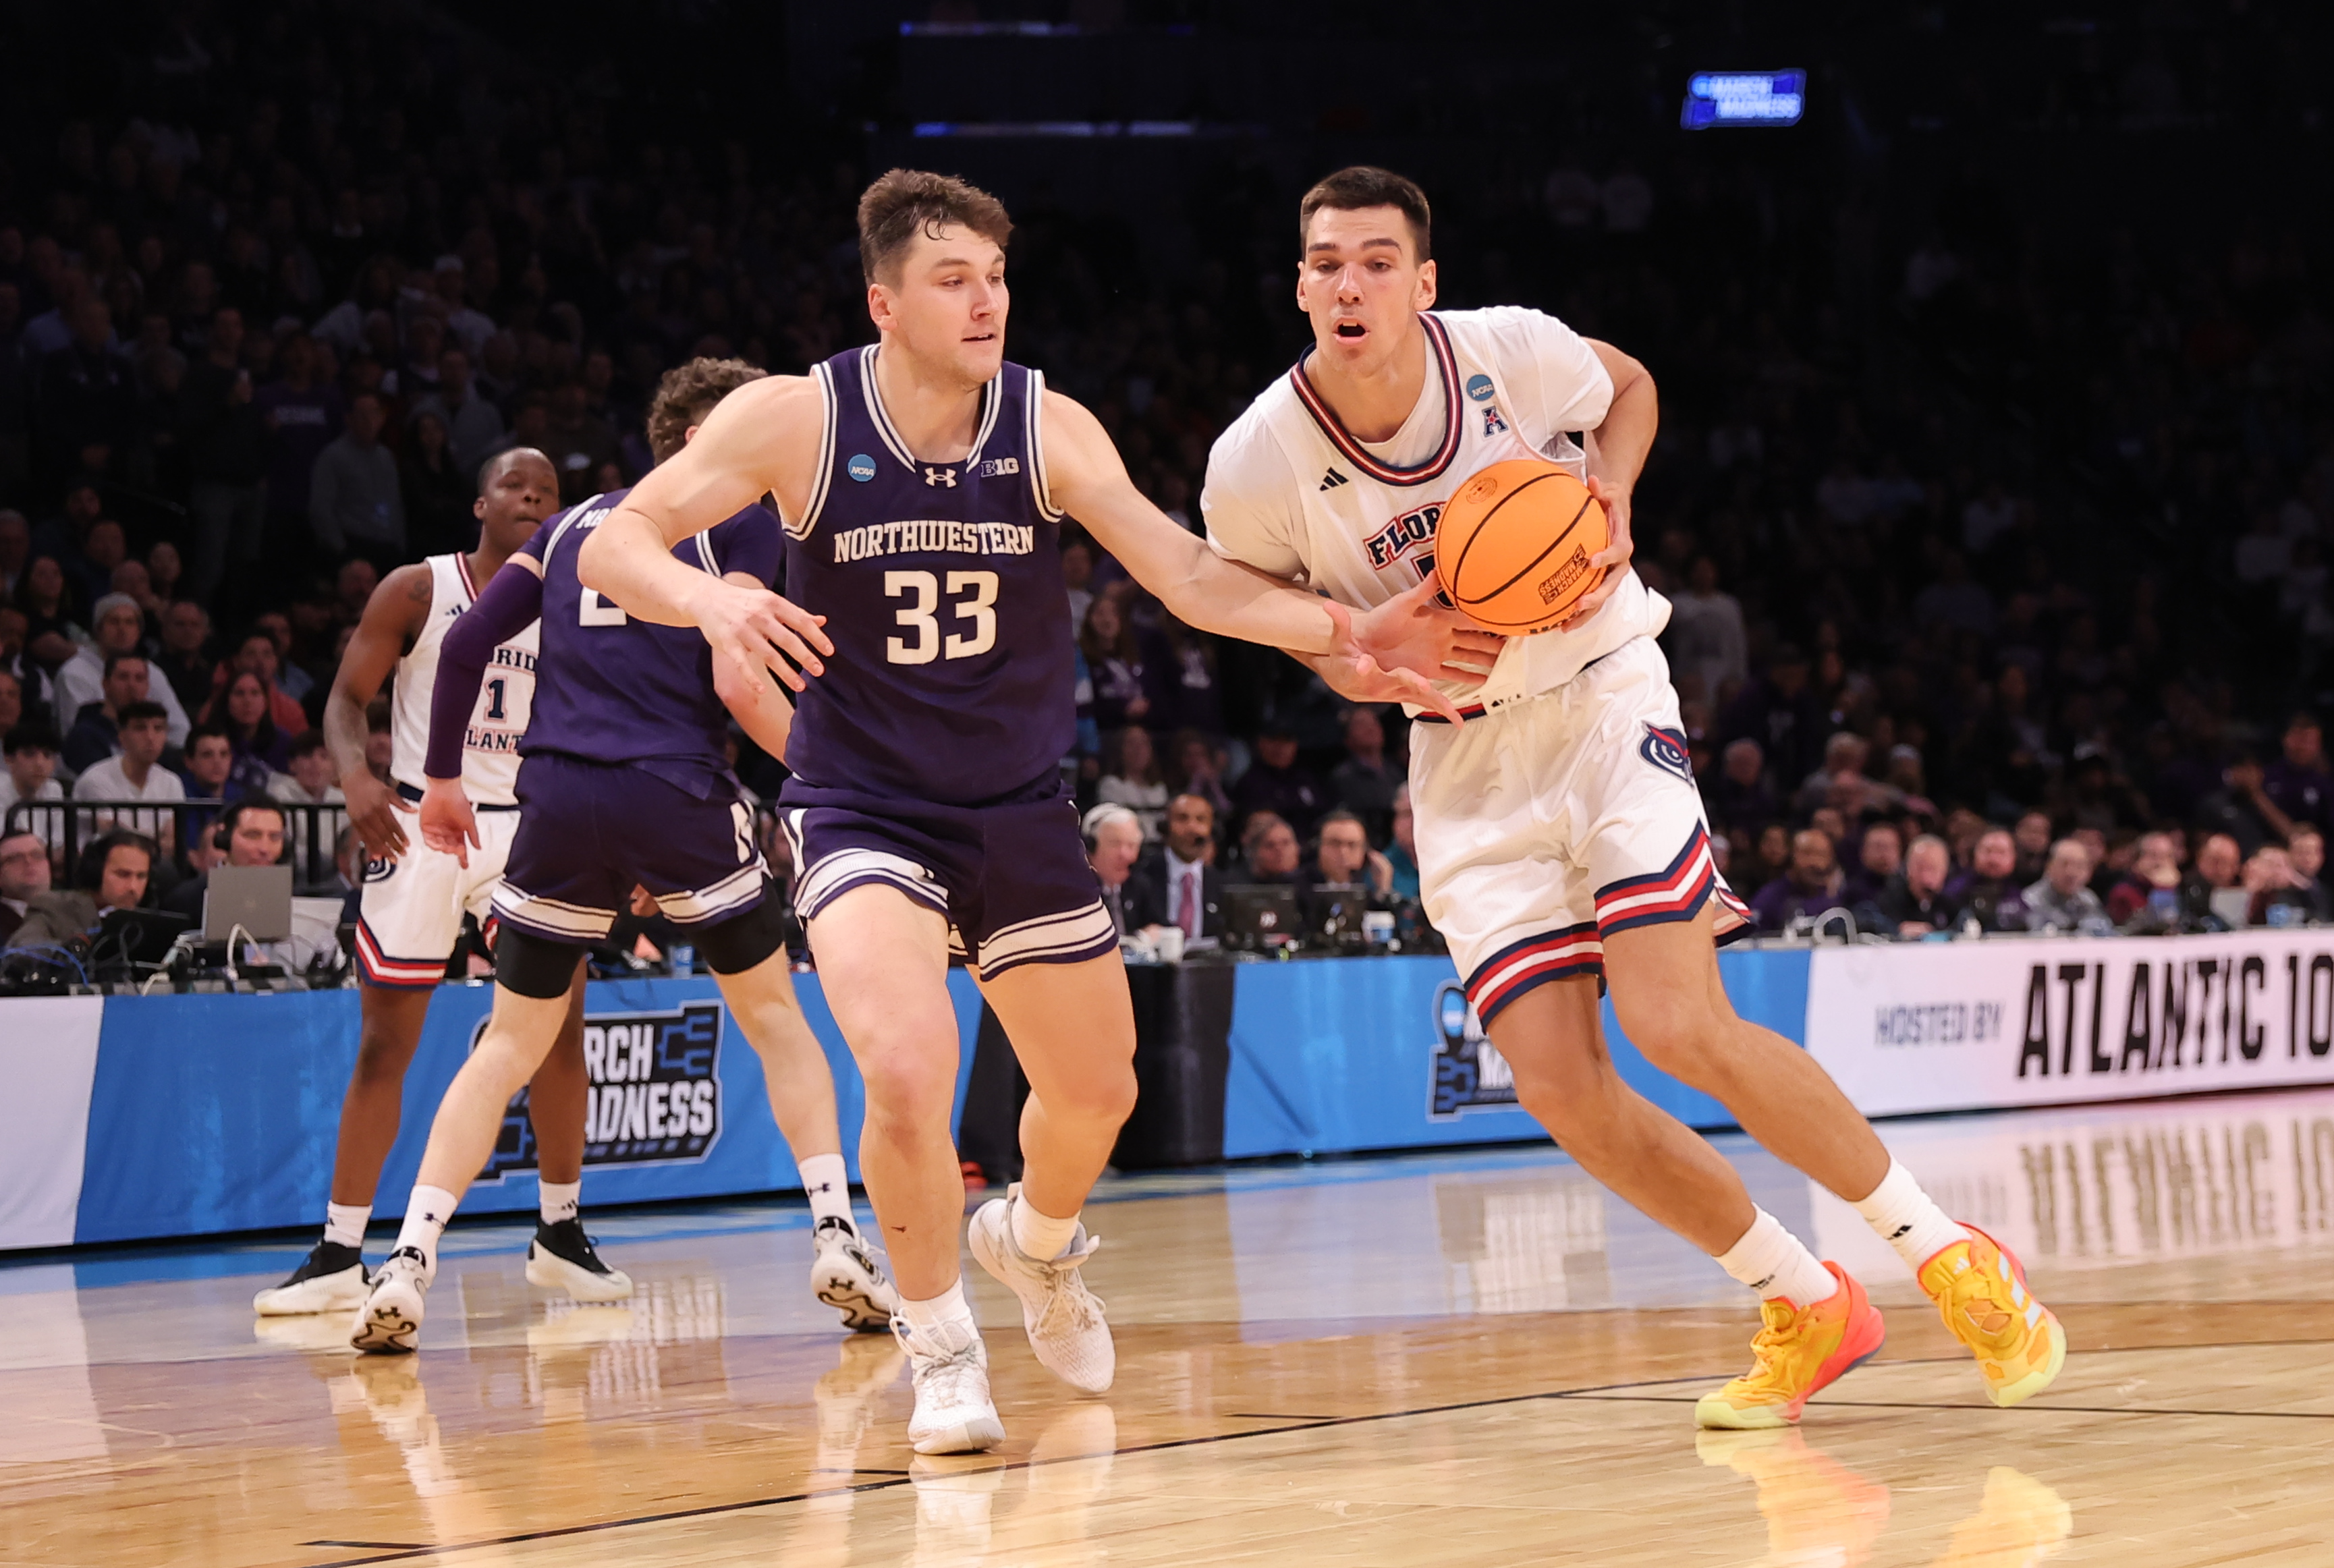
[1319, 467, 1349, 491]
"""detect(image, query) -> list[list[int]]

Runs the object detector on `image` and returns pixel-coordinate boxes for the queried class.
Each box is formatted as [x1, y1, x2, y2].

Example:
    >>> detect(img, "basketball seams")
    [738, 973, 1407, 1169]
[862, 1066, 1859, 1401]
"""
[1453, 475, 1594, 607]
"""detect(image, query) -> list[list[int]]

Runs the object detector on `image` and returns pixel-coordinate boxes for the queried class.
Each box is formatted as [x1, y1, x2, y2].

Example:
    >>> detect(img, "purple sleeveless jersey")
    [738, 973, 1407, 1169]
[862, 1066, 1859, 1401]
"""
[780, 347, 1074, 806]
[523, 488, 783, 781]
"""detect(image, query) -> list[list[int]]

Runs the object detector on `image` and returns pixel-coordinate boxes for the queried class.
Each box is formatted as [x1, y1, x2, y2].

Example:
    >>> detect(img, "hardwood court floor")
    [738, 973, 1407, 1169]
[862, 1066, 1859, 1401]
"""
[7, 1086, 2334, 1566]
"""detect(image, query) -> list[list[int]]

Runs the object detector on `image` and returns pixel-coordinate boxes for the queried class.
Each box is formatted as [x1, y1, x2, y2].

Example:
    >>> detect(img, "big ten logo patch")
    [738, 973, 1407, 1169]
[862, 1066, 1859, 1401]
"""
[479, 1001, 725, 1179]
[1428, 979, 1518, 1118]
[1365, 502, 1443, 569]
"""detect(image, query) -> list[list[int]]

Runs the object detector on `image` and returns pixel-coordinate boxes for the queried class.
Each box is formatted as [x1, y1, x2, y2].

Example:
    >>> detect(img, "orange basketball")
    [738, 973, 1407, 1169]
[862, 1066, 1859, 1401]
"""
[1433, 459, 1609, 634]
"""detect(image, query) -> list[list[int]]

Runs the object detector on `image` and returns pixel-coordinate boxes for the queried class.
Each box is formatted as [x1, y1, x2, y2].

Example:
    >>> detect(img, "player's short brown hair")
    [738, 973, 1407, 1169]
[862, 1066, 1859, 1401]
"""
[1299, 165, 1433, 262]
[646, 357, 768, 464]
[857, 168, 1013, 284]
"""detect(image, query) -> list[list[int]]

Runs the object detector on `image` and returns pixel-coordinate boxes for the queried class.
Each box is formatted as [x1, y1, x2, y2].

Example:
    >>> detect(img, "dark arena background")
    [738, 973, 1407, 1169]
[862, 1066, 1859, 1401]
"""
[3, 4, 2333, 1565]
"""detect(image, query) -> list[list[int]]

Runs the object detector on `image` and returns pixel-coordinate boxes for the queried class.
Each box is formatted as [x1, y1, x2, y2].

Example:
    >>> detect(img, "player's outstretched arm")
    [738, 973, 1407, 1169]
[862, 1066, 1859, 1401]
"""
[1557, 339, 1657, 631]
[1046, 391, 1467, 718]
[324, 565, 430, 861]
[417, 554, 546, 868]
[578, 376, 833, 688]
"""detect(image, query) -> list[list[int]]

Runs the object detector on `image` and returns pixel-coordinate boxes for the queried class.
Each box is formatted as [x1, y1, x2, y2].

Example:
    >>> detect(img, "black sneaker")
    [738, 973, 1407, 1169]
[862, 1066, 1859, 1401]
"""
[524, 1217, 634, 1302]
[252, 1239, 370, 1316]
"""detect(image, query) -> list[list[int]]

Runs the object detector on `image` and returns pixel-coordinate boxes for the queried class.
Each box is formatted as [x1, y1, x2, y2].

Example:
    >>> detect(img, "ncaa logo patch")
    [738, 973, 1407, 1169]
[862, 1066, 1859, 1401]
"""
[1464, 372, 1495, 402]
[1428, 980, 1518, 1118]
[478, 1001, 725, 1179]
[1640, 723, 1695, 785]
[845, 453, 877, 482]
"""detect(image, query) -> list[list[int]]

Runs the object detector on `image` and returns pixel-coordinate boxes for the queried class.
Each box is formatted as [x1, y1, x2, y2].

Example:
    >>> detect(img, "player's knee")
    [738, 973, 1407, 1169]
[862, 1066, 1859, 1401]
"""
[1506, 1046, 1613, 1145]
[855, 1040, 960, 1134]
[1055, 1059, 1138, 1130]
[1611, 986, 1733, 1087]
[352, 1022, 420, 1083]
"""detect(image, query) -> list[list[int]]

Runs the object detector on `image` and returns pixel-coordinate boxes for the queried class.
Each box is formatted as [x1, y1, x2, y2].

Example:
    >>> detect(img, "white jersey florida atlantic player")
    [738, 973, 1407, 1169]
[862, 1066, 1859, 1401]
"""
[1203, 306, 1749, 1026]
[356, 551, 538, 986]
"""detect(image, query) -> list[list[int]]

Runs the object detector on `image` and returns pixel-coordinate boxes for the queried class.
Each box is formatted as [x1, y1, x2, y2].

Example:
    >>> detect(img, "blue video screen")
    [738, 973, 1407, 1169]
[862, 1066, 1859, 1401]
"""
[1681, 70, 1807, 129]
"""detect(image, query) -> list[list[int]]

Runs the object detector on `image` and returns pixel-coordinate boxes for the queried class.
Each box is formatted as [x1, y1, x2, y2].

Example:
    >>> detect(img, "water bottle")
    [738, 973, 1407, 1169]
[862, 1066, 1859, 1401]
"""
[669, 943, 696, 975]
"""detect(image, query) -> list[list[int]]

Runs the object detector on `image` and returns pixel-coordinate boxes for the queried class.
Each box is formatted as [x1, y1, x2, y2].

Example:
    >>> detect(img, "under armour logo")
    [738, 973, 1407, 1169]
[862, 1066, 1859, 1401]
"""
[924, 466, 958, 487]
[1319, 467, 1349, 491]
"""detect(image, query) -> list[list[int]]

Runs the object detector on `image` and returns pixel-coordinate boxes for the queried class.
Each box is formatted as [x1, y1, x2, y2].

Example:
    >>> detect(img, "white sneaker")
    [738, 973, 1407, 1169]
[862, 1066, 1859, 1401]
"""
[968, 1184, 1113, 1393]
[811, 1216, 899, 1332]
[895, 1322, 1005, 1455]
[525, 1219, 634, 1302]
[254, 1240, 370, 1316]
[350, 1247, 430, 1354]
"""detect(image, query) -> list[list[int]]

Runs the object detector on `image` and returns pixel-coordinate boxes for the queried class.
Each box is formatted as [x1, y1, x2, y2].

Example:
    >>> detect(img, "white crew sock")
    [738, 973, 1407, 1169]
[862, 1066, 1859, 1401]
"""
[1853, 1159, 1969, 1272]
[1010, 1190, 1081, 1262]
[393, 1185, 460, 1277]
[538, 1180, 580, 1227]
[895, 1279, 980, 1356]
[323, 1202, 370, 1250]
[798, 1153, 852, 1227]
[1715, 1207, 1839, 1310]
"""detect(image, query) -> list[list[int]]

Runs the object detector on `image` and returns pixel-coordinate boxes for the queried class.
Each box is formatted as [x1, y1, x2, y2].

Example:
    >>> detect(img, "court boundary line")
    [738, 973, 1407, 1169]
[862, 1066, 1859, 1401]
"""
[290, 1372, 1736, 1568]
[290, 1338, 2331, 1568]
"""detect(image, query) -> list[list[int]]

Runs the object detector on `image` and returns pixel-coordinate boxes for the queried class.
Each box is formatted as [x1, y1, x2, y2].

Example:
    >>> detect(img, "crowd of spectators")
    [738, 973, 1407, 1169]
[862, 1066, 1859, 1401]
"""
[4, 3, 2332, 955]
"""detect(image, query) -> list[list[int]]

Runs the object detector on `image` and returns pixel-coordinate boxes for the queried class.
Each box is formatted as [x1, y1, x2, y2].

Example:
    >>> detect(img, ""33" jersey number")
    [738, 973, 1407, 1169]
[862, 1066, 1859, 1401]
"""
[884, 569, 998, 664]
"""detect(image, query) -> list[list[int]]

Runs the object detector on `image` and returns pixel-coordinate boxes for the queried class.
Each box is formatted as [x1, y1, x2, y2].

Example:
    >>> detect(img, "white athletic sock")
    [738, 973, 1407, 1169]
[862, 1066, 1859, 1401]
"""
[1853, 1159, 1969, 1272]
[323, 1202, 370, 1250]
[1715, 1208, 1839, 1310]
[799, 1153, 852, 1227]
[394, 1185, 460, 1277]
[1010, 1190, 1081, 1262]
[538, 1181, 580, 1227]
[895, 1280, 980, 1356]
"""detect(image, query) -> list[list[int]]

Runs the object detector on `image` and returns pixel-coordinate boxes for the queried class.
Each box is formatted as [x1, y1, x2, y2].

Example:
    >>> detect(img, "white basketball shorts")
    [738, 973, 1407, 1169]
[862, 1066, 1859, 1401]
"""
[1409, 636, 1749, 1026]
[354, 805, 520, 987]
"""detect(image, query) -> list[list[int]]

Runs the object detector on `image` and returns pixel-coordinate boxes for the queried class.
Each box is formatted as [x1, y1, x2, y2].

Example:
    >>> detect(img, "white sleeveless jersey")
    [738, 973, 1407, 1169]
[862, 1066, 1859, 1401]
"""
[1201, 306, 1671, 714]
[389, 553, 536, 805]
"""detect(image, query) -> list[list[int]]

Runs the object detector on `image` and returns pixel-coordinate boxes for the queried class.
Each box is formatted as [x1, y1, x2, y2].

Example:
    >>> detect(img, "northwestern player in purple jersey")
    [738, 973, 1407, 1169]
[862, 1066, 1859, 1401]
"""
[574, 171, 1482, 1453]
[347, 360, 899, 1354]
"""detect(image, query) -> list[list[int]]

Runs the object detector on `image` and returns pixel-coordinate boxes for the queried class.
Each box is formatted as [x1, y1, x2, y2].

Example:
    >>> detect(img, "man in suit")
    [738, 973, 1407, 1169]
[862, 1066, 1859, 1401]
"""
[7, 830, 155, 949]
[1128, 791, 1227, 942]
[1082, 804, 1144, 938]
[0, 829, 49, 944]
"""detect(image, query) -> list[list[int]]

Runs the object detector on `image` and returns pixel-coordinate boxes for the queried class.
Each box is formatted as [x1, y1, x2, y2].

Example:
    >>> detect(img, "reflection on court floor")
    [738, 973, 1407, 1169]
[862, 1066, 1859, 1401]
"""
[5, 1087, 2334, 1565]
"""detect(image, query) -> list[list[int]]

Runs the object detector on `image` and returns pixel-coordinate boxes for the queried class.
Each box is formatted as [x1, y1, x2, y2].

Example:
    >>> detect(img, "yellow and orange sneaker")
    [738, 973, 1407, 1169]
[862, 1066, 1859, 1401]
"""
[1917, 1223, 2065, 1409]
[1695, 1262, 1886, 1430]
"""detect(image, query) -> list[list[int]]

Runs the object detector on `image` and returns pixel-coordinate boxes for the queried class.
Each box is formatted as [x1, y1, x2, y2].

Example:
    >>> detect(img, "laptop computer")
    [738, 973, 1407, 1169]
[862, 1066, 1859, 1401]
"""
[204, 864, 296, 943]
[92, 906, 192, 970]
[1223, 883, 1302, 951]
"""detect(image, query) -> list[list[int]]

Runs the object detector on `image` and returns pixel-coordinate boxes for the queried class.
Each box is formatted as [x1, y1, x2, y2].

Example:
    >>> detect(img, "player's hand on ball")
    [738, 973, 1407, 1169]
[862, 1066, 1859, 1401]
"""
[700, 580, 830, 692]
[1320, 598, 1469, 723]
[1352, 576, 1505, 684]
[344, 770, 415, 862]
[418, 777, 480, 868]
[1556, 475, 1634, 632]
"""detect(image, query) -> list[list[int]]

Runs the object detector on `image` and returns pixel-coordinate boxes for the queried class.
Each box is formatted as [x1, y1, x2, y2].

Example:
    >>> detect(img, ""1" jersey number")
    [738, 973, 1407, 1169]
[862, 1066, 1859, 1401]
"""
[885, 569, 997, 664]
